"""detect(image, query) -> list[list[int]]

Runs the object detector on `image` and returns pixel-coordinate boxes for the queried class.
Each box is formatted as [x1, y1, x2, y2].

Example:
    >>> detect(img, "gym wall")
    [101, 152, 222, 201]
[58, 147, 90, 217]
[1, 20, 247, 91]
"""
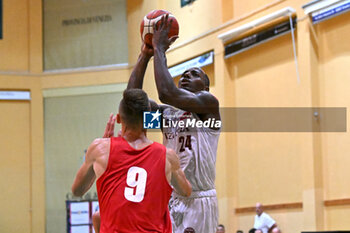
[0, 0, 29, 71]
[44, 85, 124, 233]
[0, 0, 349, 233]
[43, 0, 128, 70]
[318, 13, 350, 230]
[0, 1, 44, 233]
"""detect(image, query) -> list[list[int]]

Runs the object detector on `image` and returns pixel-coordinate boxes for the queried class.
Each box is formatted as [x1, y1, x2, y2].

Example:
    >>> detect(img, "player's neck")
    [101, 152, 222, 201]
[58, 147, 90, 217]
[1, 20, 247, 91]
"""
[121, 127, 151, 146]
[123, 134, 153, 150]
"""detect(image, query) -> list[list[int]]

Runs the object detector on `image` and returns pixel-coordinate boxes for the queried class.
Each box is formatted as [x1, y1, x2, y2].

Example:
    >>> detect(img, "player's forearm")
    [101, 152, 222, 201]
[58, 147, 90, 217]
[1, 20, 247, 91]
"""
[72, 165, 96, 197]
[127, 53, 151, 89]
[153, 48, 178, 103]
[171, 169, 192, 197]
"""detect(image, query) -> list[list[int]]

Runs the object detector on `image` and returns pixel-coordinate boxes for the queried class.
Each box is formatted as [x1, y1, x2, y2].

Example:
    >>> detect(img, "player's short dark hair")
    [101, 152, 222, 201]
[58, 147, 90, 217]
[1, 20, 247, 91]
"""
[119, 89, 150, 126]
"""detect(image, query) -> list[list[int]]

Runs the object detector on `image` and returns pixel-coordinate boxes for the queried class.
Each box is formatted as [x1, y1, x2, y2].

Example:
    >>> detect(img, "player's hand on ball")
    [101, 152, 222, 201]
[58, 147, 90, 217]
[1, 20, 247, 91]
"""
[141, 42, 154, 58]
[152, 14, 179, 52]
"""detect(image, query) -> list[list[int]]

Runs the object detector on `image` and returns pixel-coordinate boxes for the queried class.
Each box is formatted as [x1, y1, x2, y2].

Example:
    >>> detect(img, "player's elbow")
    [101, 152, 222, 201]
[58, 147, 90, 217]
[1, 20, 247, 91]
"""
[184, 182, 192, 197]
[184, 190, 191, 197]
[71, 184, 84, 197]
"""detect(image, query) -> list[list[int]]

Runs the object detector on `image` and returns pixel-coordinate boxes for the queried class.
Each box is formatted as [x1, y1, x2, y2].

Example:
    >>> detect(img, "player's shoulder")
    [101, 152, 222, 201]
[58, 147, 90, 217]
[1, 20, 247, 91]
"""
[88, 138, 110, 153]
[91, 137, 109, 146]
[166, 147, 176, 154]
[165, 148, 177, 160]
[165, 148, 179, 166]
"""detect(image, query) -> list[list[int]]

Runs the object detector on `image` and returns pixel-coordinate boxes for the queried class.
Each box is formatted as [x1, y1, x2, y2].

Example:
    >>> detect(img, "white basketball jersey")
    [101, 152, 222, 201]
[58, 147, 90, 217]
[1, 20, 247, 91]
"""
[162, 106, 220, 191]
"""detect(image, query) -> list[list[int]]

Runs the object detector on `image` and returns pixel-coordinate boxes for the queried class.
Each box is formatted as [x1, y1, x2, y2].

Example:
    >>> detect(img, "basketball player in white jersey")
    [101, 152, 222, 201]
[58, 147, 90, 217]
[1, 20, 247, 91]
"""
[121, 15, 220, 233]
[115, 14, 220, 233]
[150, 15, 221, 233]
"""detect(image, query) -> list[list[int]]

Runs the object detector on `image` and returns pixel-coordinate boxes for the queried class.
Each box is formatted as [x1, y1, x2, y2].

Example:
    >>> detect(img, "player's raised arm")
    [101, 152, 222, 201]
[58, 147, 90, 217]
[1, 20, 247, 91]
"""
[152, 15, 220, 115]
[166, 148, 192, 197]
[127, 42, 154, 90]
[127, 39, 166, 112]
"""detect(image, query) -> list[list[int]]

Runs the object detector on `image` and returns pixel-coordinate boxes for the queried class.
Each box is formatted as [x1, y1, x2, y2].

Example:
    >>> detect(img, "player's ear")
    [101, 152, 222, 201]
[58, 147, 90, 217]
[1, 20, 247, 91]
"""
[116, 114, 121, 124]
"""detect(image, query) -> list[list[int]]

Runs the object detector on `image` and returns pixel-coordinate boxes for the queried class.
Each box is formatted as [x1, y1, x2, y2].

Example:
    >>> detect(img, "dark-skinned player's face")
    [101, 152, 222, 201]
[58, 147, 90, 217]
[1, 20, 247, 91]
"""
[178, 68, 207, 93]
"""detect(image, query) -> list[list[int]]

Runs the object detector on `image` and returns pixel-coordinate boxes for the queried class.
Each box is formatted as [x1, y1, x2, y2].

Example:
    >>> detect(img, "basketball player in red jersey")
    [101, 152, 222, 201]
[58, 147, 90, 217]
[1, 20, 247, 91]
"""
[72, 89, 192, 233]
[102, 14, 220, 232]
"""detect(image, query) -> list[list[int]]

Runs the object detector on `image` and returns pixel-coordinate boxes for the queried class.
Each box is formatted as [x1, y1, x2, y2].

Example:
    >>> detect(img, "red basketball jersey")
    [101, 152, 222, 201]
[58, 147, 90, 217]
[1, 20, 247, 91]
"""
[96, 137, 173, 233]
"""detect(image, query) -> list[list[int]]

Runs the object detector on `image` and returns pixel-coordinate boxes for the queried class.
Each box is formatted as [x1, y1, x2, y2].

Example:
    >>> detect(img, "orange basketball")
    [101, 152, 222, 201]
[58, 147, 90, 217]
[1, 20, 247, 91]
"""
[140, 10, 179, 47]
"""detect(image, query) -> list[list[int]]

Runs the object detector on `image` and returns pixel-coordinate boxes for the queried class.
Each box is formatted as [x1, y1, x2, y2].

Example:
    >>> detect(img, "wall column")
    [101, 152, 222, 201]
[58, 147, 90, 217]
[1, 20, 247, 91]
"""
[298, 17, 324, 231]
[28, 0, 43, 73]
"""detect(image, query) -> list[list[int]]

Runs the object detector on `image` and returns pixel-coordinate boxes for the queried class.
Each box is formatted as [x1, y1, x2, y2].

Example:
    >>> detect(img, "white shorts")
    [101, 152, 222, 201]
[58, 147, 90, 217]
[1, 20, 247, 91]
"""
[169, 189, 218, 233]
